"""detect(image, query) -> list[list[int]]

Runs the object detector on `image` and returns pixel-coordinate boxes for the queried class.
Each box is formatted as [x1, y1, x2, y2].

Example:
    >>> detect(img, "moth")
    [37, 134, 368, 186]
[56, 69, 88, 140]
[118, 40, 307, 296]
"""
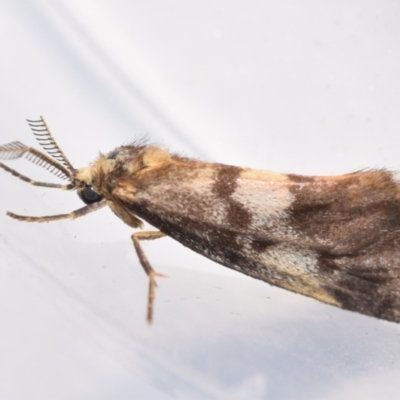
[1, 117, 400, 324]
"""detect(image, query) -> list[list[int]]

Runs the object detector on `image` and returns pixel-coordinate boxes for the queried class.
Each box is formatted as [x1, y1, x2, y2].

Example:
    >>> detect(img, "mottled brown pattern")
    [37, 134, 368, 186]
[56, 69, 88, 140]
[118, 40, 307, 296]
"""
[250, 238, 278, 252]
[125, 199, 259, 271]
[327, 271, 398, 322]
[286, 171, 400, 321]
[212, 166, 242, 197]
[113, 160, 400, 323]
[212, 166, 252, 230]
[225, 199, 252, 230]
[287, 172, 400, 252]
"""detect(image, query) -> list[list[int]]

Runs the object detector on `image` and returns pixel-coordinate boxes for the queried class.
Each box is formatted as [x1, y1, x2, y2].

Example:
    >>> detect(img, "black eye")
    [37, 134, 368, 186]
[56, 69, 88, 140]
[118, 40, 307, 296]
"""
[80, 185, 102, 204]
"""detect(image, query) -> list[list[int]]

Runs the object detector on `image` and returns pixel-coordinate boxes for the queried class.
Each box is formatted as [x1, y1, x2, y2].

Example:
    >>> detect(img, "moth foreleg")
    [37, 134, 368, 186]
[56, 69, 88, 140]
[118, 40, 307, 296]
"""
[131, 231, 167, 324]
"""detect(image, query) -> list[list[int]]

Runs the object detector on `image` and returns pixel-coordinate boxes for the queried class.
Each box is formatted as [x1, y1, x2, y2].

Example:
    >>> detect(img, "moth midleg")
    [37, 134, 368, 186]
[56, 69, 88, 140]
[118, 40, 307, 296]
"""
[0, 162, 73, 189]
[131, 231, 167, 324]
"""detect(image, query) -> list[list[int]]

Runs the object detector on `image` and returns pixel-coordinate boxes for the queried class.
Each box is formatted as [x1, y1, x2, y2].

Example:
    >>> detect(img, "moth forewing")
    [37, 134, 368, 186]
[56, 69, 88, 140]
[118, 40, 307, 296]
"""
[2, 117, 400, 324]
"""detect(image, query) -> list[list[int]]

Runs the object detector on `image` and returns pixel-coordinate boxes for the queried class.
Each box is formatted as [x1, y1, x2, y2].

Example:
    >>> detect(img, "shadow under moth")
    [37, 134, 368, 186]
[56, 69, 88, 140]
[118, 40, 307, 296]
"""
[1, 117, 399, 324]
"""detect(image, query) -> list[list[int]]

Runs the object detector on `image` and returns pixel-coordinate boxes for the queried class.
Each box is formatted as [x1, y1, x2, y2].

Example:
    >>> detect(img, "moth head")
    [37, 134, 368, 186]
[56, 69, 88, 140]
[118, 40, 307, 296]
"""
[74, 166, 103, 205]
[1, 117, 107, 222]
[72, 144, 172, 230]
[1, 117, 172, 224]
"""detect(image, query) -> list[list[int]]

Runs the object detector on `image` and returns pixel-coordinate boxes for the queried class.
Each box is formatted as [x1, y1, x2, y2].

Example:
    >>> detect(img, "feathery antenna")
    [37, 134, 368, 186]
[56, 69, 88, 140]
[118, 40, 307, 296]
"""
[0, 141, 28, 160]
[0, 141, 72, 181]
[27, 116, 75, 174]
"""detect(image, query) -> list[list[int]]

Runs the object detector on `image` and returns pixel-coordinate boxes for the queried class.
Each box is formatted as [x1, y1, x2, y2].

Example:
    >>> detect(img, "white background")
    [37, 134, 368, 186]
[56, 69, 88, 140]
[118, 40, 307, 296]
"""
[0, 1, 400, 399]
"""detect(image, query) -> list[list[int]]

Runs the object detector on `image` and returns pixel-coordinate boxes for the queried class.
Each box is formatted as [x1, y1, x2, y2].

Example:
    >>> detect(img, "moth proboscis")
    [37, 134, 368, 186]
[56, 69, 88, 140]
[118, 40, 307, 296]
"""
[1, 117, 400, 324]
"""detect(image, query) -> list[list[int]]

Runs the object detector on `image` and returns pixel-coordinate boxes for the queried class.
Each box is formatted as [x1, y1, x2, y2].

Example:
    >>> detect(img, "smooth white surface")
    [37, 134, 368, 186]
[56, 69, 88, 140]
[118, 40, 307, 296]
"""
[1, 2, 400, 399]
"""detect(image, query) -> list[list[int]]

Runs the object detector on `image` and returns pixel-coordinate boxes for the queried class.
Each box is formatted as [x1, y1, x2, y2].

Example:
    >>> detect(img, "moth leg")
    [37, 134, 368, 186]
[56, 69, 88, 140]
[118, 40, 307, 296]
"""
[131, 231, 167, 324]
[7, 200, 106, 222]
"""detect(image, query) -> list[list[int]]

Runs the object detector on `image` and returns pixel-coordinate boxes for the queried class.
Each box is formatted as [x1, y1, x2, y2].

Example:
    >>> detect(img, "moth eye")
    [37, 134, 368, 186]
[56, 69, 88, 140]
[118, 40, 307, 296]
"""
[80, 185, 102, 205]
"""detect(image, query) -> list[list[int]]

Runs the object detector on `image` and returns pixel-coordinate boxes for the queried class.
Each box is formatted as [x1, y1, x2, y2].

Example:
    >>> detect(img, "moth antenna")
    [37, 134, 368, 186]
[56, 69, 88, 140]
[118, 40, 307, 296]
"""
[27, 116, 75, 175]
[0, 162, 74, 189]
[0, 141, 27, 160]
[0, 141, 73, 181]
[6, 200, 106, 222]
